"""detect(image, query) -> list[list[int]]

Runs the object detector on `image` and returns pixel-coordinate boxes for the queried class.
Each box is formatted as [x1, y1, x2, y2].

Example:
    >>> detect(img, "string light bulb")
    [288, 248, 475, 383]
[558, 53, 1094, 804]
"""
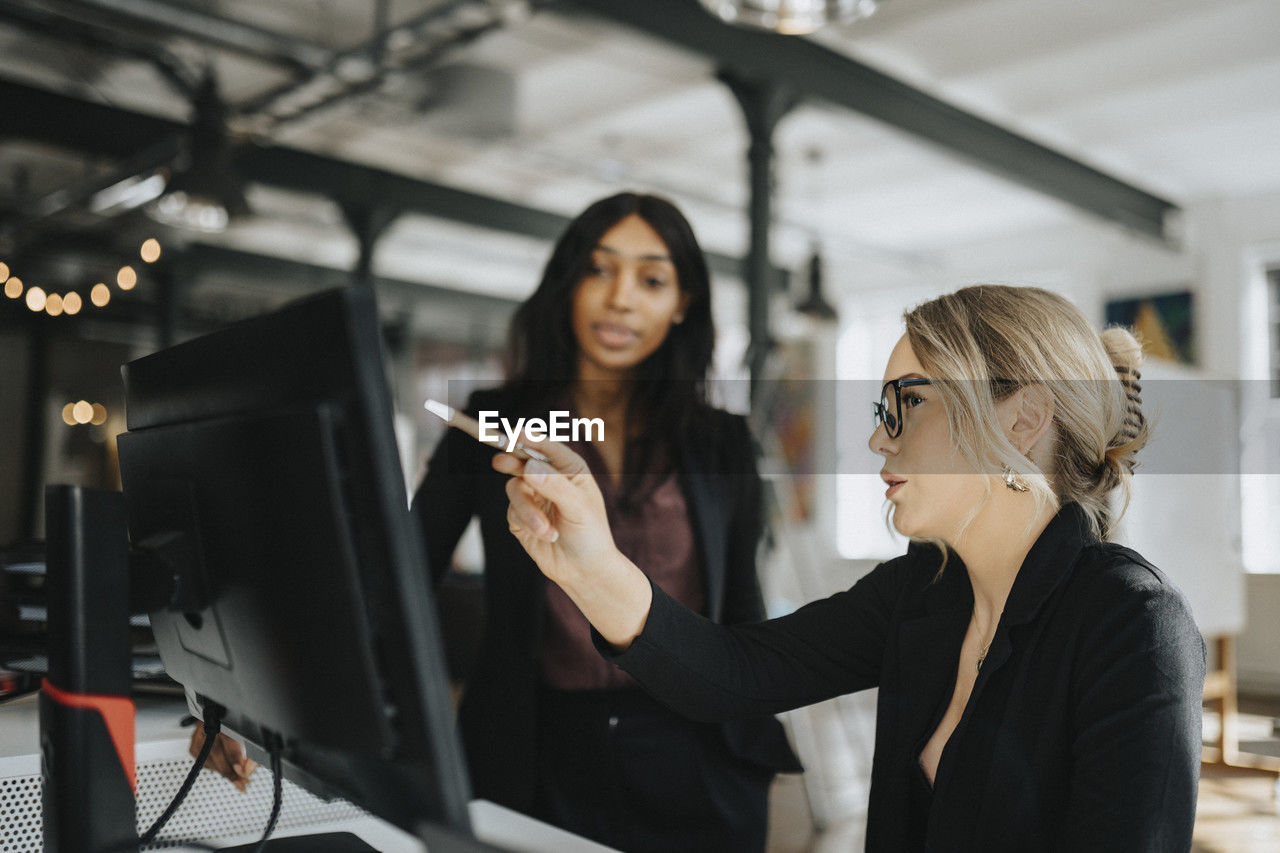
[91, 283, 111, 307]
[4, 277, 21, 299]
[140, 239, 161, 263]
[63, 292, 82, 314]
[25, 286, 46, 312]
[61, 403, 77, 426]
[91, 403, 108, 426]
[0, 262, 8, 280]
[117, 266, 137, 290]
[45, 294, 64, 316]
[72, 400, 94, 424]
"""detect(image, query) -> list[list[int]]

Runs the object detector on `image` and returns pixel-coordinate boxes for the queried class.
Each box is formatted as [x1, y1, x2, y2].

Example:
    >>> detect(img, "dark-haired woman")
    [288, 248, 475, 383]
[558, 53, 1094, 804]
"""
[411, 192, 801, 852]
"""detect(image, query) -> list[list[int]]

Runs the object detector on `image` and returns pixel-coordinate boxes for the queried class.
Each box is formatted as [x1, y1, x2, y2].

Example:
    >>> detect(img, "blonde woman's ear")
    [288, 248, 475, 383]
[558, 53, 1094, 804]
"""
[1007, 385, 1056, 458]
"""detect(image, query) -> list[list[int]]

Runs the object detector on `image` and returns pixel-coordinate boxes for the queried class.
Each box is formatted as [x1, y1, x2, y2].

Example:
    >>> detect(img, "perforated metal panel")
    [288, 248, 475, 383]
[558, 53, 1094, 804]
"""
[1, 755, 368, 851]
[0, 773, 44, 852]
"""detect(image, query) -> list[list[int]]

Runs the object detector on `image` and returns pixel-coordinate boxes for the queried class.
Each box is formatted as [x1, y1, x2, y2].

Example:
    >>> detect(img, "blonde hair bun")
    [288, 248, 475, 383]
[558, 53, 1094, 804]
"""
[1099, 326, 1150, 478]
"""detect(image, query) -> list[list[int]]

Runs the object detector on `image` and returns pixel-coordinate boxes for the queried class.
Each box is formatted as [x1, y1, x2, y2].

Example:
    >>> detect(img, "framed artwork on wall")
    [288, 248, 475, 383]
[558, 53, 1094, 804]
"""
[1104, 290, 1195, 365]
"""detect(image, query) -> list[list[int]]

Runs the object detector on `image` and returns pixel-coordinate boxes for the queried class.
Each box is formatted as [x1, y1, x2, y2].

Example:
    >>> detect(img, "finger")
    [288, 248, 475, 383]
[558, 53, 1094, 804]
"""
[514, 438, 588, 478]
[189, 723, 205, 760]
[211, 739, 241, 781]
[506, 484, 557, 542]
[519, 457, 587, 513]
[492, 452, 525, 476]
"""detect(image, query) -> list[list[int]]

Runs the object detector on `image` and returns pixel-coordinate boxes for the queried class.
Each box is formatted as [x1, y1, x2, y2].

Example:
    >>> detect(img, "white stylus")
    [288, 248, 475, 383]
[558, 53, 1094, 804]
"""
[424, 399, 553, 464]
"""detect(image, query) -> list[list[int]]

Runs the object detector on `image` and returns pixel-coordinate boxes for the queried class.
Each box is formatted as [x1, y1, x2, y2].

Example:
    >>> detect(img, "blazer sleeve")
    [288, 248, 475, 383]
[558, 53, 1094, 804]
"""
[1057, 563, 1206, 852]
[720, 414, 768, 626]
[594, 552, 914, 723]
[409, 393, 484, 588]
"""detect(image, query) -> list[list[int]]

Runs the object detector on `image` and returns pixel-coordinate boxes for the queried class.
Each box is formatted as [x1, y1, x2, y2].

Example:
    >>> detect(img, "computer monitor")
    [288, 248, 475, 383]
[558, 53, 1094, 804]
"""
[117, 286, 473, 840]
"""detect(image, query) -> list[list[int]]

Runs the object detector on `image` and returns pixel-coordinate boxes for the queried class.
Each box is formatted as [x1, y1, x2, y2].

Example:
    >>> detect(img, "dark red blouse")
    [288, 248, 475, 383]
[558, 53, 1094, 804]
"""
[538, 438, 705, 690]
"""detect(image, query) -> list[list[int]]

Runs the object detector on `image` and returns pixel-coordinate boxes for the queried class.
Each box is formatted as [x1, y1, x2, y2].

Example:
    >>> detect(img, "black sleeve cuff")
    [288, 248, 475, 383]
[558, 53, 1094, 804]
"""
[589, 578, 679, 668]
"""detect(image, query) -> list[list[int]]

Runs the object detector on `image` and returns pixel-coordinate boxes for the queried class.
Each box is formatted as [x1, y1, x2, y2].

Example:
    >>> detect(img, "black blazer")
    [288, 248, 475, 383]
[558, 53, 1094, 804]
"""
[411, 387, 801, 811]
[598, 502, 1206, 851]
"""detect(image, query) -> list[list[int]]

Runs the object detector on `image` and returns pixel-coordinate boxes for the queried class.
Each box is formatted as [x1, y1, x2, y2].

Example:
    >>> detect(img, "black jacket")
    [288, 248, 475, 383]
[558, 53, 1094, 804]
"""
[599, 502, 1206, 851]
[411, 387, 802, 811]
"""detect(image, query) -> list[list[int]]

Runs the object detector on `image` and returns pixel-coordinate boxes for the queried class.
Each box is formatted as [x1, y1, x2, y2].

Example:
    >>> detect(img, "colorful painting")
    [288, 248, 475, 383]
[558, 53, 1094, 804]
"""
[1104, 290, 1195, 365]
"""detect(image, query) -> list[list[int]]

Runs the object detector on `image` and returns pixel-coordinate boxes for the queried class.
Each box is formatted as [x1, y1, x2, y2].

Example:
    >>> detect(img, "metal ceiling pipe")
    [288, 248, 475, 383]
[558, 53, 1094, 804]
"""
[56, 0, 332, 71]
[0, 1, 201, 95]
[232, 0, 508, 134]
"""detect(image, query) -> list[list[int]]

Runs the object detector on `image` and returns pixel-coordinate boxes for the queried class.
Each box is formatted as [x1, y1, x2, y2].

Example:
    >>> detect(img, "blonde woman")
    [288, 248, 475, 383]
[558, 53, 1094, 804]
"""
[492, 285, 1205, 851]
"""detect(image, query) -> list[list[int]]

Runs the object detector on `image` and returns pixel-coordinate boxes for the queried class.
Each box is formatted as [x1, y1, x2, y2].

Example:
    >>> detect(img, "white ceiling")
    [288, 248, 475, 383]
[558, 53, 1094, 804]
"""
[2, 0, 1279, 309]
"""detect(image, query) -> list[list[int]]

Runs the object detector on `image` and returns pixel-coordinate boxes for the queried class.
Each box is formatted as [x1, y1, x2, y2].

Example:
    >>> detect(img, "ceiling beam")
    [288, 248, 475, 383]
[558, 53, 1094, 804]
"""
[0, 77, 756, 281]
[184, 243, 519, 317]
[564, 0, 1179, 241]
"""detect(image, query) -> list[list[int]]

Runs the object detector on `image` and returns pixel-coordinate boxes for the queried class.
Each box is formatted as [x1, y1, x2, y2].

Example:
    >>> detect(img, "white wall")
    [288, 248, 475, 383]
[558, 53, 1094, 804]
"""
[1239, 573, 1280, 695]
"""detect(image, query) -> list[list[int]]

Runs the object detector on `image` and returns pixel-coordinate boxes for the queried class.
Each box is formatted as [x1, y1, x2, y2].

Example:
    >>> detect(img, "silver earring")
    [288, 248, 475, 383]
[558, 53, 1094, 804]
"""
[1002, 464, 1029, 492]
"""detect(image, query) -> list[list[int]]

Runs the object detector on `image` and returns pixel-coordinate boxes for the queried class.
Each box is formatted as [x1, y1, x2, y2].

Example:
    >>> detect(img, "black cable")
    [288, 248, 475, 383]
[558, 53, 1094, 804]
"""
[249, 735, 284, 853]
[136, 839, 222, 851]
[137, 702, 225, 846]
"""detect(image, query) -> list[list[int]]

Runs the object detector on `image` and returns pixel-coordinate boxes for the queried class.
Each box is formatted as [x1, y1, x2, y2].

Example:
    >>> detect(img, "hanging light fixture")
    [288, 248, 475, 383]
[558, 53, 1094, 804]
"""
[699, 0, 882, 35]
[795, 244, 838, 321]
[147, 73, 249, 233]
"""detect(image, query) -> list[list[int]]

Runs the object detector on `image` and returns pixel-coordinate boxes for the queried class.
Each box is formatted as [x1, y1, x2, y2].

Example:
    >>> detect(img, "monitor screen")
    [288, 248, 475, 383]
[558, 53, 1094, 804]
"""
[117, 286, 472, 837]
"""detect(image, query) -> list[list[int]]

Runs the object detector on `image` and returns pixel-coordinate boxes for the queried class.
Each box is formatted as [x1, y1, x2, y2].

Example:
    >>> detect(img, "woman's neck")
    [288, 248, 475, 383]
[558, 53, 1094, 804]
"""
[573, 360, 634, 423]
[947, 495, 1057, 630]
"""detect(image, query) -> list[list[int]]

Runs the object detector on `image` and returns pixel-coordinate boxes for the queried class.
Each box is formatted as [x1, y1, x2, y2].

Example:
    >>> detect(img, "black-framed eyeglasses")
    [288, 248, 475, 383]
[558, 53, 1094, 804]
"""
[873, 378, 932, 438]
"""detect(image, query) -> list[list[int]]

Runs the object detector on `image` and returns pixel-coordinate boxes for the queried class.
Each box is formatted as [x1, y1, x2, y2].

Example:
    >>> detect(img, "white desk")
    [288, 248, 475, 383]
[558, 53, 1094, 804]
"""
[0, 692, 613, 852]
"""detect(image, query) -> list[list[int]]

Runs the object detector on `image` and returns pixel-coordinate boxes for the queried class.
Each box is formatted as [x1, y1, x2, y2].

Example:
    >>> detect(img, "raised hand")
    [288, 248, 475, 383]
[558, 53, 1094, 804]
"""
[492, 440, 652, 649]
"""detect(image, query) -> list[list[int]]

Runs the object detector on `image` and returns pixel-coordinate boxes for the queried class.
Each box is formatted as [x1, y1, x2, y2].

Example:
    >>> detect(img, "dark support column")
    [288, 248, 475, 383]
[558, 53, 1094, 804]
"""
[19, 313, 49, 541]
[720, 71, 798, 404]
[343, 204, 399, 289]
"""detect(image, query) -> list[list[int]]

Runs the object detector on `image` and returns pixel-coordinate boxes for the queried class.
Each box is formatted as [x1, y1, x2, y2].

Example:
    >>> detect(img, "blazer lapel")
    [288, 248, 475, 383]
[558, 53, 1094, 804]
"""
[895, 563, 973, 751]
[970, 502, 1096, 693]
[677, 441, 726, 623]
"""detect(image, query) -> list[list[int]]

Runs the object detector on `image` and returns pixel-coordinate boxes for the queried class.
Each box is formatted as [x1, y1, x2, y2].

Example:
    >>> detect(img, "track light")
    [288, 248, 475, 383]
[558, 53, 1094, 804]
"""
[699, 0, 882, 35]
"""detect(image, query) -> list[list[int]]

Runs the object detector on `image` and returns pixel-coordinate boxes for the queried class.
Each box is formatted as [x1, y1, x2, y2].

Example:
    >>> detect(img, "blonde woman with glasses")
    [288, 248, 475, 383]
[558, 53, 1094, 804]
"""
[493, 284, 1205, 851]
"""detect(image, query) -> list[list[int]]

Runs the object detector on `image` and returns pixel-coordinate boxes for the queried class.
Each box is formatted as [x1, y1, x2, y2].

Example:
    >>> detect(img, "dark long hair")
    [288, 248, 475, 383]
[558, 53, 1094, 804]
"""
[505, 192, 717, 500]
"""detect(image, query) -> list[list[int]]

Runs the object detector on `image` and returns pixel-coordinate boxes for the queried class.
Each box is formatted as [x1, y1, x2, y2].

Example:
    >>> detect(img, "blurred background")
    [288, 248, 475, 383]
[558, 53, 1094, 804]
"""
[1, 1, 1278, 849]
